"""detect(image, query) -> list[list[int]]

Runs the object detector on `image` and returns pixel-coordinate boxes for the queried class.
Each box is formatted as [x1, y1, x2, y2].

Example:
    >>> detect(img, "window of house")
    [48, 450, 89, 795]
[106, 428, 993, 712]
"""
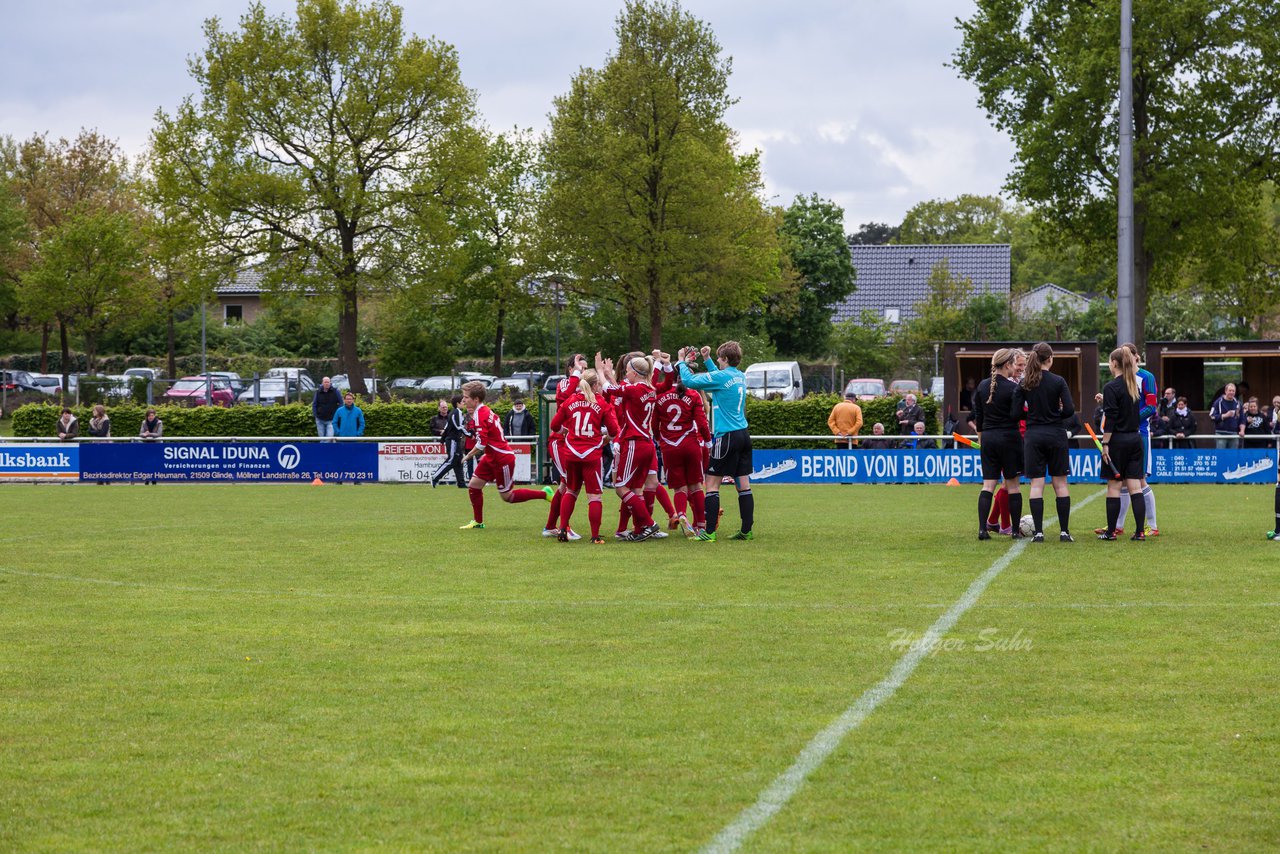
[224, 304, 243, 324]
[884, 308, 900, 324]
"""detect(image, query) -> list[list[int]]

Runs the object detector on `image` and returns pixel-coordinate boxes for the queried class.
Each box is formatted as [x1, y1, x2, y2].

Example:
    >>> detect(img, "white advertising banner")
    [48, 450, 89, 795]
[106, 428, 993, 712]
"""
[377, 441, 534, 484]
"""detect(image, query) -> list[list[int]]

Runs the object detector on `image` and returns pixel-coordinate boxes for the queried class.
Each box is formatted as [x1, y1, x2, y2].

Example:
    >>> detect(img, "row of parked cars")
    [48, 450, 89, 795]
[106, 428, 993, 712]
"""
[2, 367, 322, 407]
[842, 377, 945, 401]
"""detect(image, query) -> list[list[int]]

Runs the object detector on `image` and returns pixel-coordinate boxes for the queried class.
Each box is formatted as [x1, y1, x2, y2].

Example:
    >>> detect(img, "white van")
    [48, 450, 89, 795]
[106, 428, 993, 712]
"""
[743, 361, 804, 401]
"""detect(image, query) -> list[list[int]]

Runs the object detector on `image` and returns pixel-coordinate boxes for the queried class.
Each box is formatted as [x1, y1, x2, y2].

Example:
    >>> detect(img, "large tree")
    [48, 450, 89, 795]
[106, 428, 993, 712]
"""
[540, 0, 786, 349]
[954, 0, 1280, 350]
[767, 193, 856, 358]
[151, 0, 479, 392]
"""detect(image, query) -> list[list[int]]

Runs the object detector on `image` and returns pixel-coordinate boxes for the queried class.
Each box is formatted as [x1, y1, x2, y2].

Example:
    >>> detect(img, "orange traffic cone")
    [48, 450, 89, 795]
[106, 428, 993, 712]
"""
[946, 477, 960, 486]
[312, 477, 324, 485]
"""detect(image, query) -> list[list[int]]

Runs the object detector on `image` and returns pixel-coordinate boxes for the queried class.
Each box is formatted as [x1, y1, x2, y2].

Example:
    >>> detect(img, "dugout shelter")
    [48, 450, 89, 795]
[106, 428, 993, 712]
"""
[943, 341, 1100, 427]
[1148, 340, 1280, 435]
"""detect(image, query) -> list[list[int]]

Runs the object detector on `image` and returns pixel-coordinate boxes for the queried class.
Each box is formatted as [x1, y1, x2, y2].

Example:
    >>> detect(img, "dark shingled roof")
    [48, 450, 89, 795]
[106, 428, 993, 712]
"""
[214, 268, 266, 295]
[830, 244, 1011, 325]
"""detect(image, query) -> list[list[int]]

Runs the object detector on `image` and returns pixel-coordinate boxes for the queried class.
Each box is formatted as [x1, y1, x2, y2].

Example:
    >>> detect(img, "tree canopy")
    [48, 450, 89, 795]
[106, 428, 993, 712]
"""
[768, 193, 856, 358]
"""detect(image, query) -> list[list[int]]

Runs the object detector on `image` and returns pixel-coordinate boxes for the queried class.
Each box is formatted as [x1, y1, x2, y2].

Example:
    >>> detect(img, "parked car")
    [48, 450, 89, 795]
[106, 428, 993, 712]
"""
[388, 377, 426, 391]
[163, 376, 236, 407]
[743, 361, 804, 401]
[843, 378, 886, 400]
[509, 371, 546, 389]
[265, 367, 314, 383]
[458, 372, 496, 387]
[419, 376, 462, 393]
[542, 374, 566, 393]
[29, 374, 63, 395]
[205, 371, 247, 393]
[489, 377, 531, 394]
[1, 370, 41, 393]
[237, 376, 315, 406]
[889, 379, 921, 397]
[123, 367, 161, 384]
[332, 373, 381, 395]
[928, 376, 944, 399]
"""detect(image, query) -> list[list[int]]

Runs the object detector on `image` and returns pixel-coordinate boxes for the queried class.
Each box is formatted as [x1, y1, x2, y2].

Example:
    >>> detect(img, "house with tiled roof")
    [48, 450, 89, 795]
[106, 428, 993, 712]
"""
[830, 244, 1012, 327]
[1012, 283, 1094, 318]
[214, 267, 321, 324]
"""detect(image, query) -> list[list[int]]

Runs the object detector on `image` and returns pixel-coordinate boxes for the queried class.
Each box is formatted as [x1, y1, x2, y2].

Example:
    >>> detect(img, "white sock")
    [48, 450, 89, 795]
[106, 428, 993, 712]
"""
[1143, 486, 1157, 528]
[1118, 486, 1131, 526]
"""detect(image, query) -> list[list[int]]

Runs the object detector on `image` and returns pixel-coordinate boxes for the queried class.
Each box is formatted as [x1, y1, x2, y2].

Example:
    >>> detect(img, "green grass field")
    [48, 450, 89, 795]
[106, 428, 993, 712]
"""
[3, 483, 1278, 851]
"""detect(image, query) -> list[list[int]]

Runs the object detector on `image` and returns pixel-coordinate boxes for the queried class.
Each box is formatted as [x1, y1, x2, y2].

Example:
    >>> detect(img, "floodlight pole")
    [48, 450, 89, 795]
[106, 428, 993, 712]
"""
[1116, 0, 1136, 347]
[201, 300, 210, 404]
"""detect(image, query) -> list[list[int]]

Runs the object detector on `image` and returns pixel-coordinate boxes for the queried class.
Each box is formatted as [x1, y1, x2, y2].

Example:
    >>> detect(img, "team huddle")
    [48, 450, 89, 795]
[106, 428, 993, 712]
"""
[972, 341, 1162, 542]
[456, 342, 756, 544]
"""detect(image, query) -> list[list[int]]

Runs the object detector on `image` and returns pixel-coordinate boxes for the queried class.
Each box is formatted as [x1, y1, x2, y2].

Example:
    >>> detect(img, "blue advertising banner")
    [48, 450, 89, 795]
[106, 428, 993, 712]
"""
[748, 448, 1276, 485]
[0, 443, 79, 481]
[78, 442, 378, 482]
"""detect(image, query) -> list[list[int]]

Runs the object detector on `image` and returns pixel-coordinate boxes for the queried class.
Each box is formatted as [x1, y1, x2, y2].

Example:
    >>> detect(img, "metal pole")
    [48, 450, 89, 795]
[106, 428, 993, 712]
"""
[201, 300, 209, 405]
[1116, 0, 1136, 346]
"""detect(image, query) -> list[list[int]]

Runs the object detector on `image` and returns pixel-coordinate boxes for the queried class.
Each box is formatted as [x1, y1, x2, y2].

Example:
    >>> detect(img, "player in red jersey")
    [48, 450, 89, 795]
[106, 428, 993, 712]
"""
[458, 381, 553, 529]
[597, 352, 661, 541]
[543, 353, 588, 540]
[655, 366, 711, 537]
[549, 369, 620, 544]
[647, 351, 682, 528]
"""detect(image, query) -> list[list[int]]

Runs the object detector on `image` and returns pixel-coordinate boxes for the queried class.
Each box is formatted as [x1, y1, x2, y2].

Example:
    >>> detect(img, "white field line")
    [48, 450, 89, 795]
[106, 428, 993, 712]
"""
[701, 489, 1104, 854]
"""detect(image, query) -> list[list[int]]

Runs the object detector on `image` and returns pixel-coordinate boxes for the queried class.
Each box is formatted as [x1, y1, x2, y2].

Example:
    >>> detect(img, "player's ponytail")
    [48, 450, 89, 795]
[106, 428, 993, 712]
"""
[1023, 342, 1053, 391]
[577, 369, 598, 405]
[986, 348, 1016, 404]
[1110, 347, 1139, 400]
[629, 356, 654, 387]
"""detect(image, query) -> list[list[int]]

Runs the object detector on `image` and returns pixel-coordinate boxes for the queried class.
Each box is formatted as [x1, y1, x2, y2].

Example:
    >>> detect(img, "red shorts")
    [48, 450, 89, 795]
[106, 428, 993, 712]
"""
[613, 439, 655, 489]
[562, 453, 604, 494]
[547, 436, 566, 481]
[473, 453, 516, 492]
[662, 440, 704, 489]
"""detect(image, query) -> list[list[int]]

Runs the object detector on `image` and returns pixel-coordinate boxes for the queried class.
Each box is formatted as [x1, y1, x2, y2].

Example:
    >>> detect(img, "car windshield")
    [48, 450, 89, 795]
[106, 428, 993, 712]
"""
[848, 382, 883, 396]
[171, 380, 224, 392]
[766, 370, 792, 388]
[247, 380, 288, 392]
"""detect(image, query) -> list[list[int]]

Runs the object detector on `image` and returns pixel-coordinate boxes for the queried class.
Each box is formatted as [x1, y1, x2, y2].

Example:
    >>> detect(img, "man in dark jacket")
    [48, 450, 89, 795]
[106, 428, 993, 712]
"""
[503, 398, 536, 439]
[431, 395, 468, 488]
[896, 394, 924, 435]
[312, 376, 343, 439]
[430, 399, 450, 436]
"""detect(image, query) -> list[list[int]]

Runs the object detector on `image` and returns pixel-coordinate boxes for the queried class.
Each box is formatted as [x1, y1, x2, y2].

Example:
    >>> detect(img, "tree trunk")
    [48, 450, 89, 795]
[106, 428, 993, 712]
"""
[59, 320, 70, 389]
[39, 324, 49, 373]
[626, 309, 641, 351]
[166, 306, 177, 379]
[493, 298, 505, 376]
[648, 270, 663, 350]
[338, 277, 364, 394]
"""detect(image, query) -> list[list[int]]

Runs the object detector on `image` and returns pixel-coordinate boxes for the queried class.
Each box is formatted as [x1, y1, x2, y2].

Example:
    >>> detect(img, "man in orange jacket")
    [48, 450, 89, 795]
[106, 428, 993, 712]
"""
[827, 391, 864, 449]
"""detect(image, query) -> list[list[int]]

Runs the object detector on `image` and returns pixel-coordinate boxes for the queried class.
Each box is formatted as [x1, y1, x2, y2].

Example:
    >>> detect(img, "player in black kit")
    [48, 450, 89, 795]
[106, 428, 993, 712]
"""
[1099, 347, 1148, 540]
[972, 348, 1023, 540]
[1012, 342, 1076, 542]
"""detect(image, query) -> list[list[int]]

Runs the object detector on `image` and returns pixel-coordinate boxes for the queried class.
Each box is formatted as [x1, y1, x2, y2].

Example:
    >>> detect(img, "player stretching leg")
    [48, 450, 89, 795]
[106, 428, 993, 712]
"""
[549, 370, 618, 544]
[459, 381, 553, 529]
[677, 342, 753, 542]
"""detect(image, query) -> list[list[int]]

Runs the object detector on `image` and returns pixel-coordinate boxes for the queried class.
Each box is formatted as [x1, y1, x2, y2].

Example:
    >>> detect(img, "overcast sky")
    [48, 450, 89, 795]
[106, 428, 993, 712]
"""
[0, 0, 1015, 231]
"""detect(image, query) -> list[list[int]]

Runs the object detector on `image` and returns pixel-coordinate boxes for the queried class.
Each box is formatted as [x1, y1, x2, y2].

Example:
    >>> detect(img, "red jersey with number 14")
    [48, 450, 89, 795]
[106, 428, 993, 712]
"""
[655, 388, 710, 447]
[550, 394, 620, 458]
[472, 404, 514, 458]
[604, 382, 657, 442]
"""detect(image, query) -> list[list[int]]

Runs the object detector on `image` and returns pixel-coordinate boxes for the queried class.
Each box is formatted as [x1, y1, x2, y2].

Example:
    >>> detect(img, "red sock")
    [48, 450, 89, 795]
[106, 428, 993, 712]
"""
[468, 487, 484, 523]
[588, 500, 603, 538]
[617, 500, 631, 533]
[510, 488, 545, 503]
[627, 492, 654, 529]
[674, 490, 688, 517]
[655, 484, 676, 518]
[644, 488, 657, 518]
[559, 492, 578, 531]
[999, 489, 1012, 529]
[691, 490, 706, 527]
[546, 488, 562, 528]
[990, 488, 1007, 527]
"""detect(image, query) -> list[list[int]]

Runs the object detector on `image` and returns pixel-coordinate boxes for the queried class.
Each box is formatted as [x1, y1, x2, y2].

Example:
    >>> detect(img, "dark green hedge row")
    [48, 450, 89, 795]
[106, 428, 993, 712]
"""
[12, 394, 936, 442]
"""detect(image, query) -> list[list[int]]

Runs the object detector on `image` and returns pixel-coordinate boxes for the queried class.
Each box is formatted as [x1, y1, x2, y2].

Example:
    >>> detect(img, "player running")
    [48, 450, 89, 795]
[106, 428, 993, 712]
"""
[676, 341, 753, 541]
[598, 353, 662, 541]
[549, 369, 619, 544]
[1098, 348, 1148, 540]
[458, 381, 553, 529]
[973, 348, 1024, 540]
[1012, 342, 1075, 542]
[655, 360, 712, 537]
[543, 353, 588, 540]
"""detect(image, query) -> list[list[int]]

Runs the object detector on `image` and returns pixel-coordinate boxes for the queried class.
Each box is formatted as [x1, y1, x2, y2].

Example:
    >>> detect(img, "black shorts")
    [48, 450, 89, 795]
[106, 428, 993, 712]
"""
[708, 428, 753, 478]
[980, 429, 1022, 481]
[1024, 427, 1070, 479]
[1107, 432, 1144, 480]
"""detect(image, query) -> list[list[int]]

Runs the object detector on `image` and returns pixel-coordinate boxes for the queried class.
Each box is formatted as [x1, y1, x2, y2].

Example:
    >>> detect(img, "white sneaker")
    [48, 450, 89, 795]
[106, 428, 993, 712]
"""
[651, 530, 669, 538]
[565, 528, 582, 541]
[541, 528, 558, 538]
[614, 531, 631, 541]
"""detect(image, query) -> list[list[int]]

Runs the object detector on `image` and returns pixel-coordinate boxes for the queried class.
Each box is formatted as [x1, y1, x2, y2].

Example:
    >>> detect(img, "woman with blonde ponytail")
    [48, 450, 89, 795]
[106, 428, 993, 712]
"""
[594, 350, 662, 541]
[549, 369, 619, 544]
[972, 348, 1024, 540]
[1098, 348, 1147, 540]
[1012, 342, 1076, 542]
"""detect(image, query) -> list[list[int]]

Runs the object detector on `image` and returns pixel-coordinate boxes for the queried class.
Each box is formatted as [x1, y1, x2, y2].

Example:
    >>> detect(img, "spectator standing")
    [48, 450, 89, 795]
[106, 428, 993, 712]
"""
[1166, 396, 1196, 449]
[57, 407, 79, 441]
[429, 399, 449, 436]
[332, 392, 365, 437]
[138, 408, 163, 485]
[312, 376, 342, 440]
[87, 405, 111, 439]
[1209, 383, 1241, 448]
[1241, 397, 1270, 447]
[1271, 395, 1280, 435]
[960, 378, 977, 412]
[896, 393, 924, 435]
[503, 398, 537, 439]
[827, 392, 864, 449]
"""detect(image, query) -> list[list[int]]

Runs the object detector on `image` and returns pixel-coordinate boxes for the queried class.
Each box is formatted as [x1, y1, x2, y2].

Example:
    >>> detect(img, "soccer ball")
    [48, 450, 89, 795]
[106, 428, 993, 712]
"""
[1019, 515, 1035, 537]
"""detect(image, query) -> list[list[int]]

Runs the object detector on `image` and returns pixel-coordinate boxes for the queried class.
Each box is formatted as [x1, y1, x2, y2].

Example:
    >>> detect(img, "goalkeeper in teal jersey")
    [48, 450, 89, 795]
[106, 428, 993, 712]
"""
[676, 341, 754, 541]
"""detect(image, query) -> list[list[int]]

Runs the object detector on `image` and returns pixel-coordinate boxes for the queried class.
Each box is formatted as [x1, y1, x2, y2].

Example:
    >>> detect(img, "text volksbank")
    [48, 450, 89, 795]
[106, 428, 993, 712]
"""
[0, 450, 72, 468]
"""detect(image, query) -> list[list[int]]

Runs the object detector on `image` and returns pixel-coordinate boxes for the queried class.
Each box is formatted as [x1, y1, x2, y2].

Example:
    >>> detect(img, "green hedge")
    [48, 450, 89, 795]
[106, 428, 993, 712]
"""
[12, 394, 935, 443]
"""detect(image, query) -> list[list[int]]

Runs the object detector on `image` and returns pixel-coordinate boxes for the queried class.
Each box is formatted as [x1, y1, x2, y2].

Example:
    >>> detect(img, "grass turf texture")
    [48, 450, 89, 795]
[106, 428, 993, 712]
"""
[2, 484, 1277, 851]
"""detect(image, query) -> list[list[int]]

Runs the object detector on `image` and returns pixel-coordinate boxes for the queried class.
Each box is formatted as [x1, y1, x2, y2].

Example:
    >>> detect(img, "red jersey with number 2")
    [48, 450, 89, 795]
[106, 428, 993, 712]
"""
[655, 388, 710, 448]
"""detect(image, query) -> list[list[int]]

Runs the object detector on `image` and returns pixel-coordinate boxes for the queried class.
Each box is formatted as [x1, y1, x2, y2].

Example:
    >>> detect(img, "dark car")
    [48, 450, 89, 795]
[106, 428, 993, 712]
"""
[1, 370, 41, 393]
